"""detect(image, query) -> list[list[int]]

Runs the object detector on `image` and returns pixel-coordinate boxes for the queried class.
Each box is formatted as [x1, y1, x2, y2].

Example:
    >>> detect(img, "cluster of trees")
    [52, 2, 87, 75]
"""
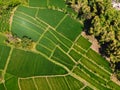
[67, 0, 120, 79]
[0, 0, 33, 47]
[6, 33, 34, 49]
[0, 0, 34, 50]
[0, 0, 27, 32]
[116, 0, 120, 2]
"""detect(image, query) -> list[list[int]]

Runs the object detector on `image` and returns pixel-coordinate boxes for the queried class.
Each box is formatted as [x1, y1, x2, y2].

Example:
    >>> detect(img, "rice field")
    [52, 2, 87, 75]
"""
[0, 0, 120, 90]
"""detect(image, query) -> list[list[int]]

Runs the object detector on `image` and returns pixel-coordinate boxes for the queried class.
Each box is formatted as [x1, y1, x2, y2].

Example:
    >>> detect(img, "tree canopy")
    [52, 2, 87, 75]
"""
[68, 0, 120, 79]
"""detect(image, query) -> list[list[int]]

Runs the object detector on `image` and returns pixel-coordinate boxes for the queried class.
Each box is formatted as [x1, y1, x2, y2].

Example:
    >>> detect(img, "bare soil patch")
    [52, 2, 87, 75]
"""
[111, 74, 120, 85]
[81, 31, 100, 53]
[9, 7, 17, 26]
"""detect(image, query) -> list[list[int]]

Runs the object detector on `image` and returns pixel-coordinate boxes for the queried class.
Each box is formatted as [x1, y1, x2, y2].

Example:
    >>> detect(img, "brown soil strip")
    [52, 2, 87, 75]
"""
[111, 74, 120, 85]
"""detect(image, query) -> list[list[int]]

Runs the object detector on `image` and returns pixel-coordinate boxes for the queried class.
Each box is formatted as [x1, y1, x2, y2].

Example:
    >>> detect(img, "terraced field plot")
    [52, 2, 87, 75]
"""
[0, 0, 120, 90]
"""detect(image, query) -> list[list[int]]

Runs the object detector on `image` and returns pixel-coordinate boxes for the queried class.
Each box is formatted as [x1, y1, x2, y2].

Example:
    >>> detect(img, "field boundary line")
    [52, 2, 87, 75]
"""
[36, 16, 73, 43]
[64, 76, 72, 90]
[36, 17, 55, 30]
[55, 14, 67, 29]
[13, 45, 71, 73]
[36, 27, 49, 45]
[19, 74, 69, 80]
[37, 43, 53, 52]
[18, 78, 22, 90]
[75, 44, 87, 52]
[16, 10, 47, 29]
[3, 83, 7, 90]
[44, 36, 57, 46]
[2, 47, 13, 79]
[67, 34, 81, 54]
[32, 78, 38, 90]
[70, 72, 97, 90]
[46, 77, 52, 90]
[49, 45, 58, 58]
[57, 46, 77, 64]
[80, 85, 87, 90]
[14, 15, 46, 31]
[78, 61, 108, 82]
[83, 55, 111, 75]
[12, 21, 41, 35]
[9, 7, 18, 31]
[52, 28, 73, 43]
[73, 67, 106, 90]
[78, 62, 111, 89]
[72, 47, 111, 75]
[48, 30, 70, 49]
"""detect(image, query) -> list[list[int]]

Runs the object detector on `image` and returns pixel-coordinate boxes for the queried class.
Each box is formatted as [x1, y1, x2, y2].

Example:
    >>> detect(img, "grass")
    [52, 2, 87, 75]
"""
[0, 83, 5, 90]
[19, 78, 36, 90]
[0, 0, 28, 32]
[0, 45, 11, 69]
[80, 57, 110, 80]
[86, 49, 112, 73]
[39, 37, 56, 50]
[34, 77, 51, 90]
[12, 20, 40, 41]
[0, 10, 11, 32]
[48, 0, 66, 9]
[56, 16, 83, 41]
[69, 49, 82, 61]
[78, 64, 107, 85]
[13, 11, 46, 31]
[0, 34, 7, 44]
[29, 0, 47, 7]
[76, 36, 92, 50]
[73, 67, 110, 90]
[36, 44, 52, 57]
[50, 29, 73, 48]
[38, 9, 65, 27]
[73, 44, 86, 54]
[47, 77, 69, 90]
[7, 48, 68, 77]
[5, 76, 19, 90]
[107, 81, 120, 90]
[51, 47, 75, 70]
[65, 75, 84, 89]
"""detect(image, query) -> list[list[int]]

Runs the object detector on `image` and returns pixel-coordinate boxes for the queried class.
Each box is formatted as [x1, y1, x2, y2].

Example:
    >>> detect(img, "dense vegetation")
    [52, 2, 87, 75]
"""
[0, 0, 28, 32]
[67, 0, 120, 80]
[116, 0, 120, 2]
